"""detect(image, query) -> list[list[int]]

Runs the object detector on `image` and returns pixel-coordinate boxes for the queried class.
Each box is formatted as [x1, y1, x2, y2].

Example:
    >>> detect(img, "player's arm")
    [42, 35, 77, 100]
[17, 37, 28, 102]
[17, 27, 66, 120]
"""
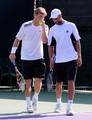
[48, 45, 55, 69]
[48, 36, 56, 69]
[41, 22, 49, 43]
[72, 23, 82, 67]
[9, 23, 24, 61]
[75, 40, 82, 67]
[48, 46, 55, 60]
[9, 38, 20, 61]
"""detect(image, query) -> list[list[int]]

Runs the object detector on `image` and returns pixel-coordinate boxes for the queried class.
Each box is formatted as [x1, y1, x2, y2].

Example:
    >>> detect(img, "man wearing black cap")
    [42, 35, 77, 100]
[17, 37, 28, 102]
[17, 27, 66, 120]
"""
[48, 8, 82, 115]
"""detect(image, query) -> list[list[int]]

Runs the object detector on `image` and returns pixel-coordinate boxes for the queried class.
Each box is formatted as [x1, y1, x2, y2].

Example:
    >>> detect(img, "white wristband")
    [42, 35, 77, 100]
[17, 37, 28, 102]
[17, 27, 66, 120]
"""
[11, 47, 17, 53]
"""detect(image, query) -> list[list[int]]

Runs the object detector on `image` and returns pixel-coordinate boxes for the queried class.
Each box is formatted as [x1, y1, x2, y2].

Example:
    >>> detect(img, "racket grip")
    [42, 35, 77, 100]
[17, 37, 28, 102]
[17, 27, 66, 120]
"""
[11, 60, 16, 66]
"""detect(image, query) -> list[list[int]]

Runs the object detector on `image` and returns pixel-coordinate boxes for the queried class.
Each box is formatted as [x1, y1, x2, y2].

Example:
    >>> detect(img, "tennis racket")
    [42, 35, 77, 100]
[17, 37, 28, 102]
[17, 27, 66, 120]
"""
[11, 60, 25, 92]
[46, 69, 53, 92]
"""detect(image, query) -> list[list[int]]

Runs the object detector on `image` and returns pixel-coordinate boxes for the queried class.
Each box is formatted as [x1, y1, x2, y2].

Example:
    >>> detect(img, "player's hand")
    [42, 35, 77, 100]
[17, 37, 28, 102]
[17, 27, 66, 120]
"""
[39, 20, 45, 26]
[77, 56, 82, 67]
[50, 57, 54, 69]
[9, 53, 16, 62]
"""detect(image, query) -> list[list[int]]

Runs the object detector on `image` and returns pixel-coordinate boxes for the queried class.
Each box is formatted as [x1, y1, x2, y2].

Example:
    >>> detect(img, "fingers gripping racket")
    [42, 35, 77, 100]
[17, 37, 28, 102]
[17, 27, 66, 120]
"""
[11, 60, 25, 92]
[46, 69, 53, 92]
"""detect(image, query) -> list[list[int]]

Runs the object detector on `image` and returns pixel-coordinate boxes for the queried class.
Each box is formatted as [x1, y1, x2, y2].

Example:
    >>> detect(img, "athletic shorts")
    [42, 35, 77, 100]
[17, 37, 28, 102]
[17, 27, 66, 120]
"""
[21, 59, 46, 79]
[54, 60, 78, 82]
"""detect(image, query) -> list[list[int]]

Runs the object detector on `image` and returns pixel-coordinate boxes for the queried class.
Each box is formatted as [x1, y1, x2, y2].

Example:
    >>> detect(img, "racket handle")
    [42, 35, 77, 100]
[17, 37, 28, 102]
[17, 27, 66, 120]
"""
[11, 60, 16, 66]
[10, 60, 20, 74]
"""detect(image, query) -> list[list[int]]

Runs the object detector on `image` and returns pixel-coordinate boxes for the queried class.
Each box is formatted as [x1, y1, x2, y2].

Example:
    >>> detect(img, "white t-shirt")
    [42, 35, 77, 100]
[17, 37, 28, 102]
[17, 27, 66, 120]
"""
[16, 20, 49, 60]
[48, 20, 81, 63]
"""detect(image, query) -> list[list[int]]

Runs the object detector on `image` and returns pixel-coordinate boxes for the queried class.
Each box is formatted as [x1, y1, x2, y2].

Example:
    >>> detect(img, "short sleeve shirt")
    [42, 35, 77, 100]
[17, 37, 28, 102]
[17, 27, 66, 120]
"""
[48, 20, 81, 63]
[16, 21, 49, 60]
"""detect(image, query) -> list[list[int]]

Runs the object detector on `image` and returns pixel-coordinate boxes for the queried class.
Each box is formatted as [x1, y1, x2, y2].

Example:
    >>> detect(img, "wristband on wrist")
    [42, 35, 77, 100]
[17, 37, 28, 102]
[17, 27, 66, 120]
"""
[11, 47, 17, 53]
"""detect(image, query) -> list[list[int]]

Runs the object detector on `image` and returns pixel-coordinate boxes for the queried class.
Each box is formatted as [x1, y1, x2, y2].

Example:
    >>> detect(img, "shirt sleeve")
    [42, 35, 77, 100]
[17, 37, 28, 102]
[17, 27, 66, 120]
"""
[16, 23, 25, 41]
[48, 28, 53, 45]
[72, 23, 81, 41]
